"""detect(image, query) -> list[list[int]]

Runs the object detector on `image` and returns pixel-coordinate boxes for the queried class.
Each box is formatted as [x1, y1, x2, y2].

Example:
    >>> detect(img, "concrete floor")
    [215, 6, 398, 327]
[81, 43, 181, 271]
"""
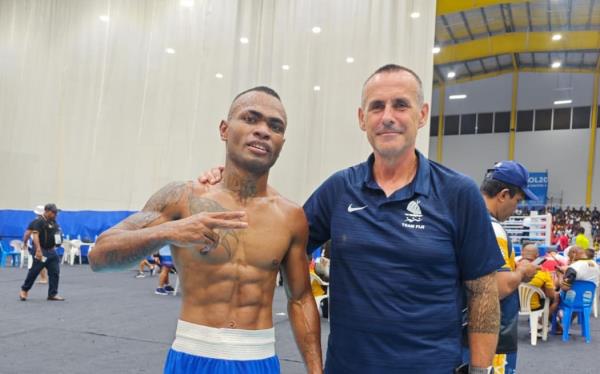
[1, 265, 598, 373]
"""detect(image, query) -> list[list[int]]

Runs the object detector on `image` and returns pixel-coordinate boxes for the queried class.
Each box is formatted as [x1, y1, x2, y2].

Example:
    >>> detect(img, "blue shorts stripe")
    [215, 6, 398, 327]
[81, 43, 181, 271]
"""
[164, 349, 280, 374]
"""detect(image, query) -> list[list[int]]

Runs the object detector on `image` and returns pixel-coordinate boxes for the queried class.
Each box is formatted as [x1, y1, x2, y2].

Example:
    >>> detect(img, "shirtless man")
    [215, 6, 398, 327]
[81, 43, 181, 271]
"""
[89, 86, 322, 374]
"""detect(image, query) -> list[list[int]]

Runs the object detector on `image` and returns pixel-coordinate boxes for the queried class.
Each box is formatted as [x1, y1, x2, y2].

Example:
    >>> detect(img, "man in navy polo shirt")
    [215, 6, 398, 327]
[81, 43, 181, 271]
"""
[303, 65, 504, 374]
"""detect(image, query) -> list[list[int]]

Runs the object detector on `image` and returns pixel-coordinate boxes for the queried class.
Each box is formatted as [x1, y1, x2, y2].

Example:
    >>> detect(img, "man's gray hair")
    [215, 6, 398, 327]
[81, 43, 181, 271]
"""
[361, 64, 424, 107]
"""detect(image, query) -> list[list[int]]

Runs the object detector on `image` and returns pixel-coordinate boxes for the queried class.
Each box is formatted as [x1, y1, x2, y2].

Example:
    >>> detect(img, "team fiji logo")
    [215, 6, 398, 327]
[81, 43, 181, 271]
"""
[402, 200, 425, 230]
[404, 200, 423, 222]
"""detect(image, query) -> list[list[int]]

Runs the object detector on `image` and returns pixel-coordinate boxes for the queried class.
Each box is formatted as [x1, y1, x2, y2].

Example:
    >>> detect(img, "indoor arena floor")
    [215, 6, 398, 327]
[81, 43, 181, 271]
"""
[1, 265, 598, 374]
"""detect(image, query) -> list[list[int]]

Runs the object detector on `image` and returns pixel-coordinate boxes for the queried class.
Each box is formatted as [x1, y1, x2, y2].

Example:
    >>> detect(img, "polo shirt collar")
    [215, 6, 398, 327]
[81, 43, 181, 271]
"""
[361, 150, 431, 199]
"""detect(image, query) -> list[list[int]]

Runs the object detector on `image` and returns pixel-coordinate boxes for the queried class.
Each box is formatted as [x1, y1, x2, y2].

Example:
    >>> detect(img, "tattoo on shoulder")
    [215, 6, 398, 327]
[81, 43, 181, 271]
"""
[115, 182, 188, 230]
[144, 181, 188, 213]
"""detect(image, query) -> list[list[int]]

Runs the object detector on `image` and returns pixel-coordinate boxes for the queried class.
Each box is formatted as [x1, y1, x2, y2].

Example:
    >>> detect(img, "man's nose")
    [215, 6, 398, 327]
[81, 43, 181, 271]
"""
[383, 105, 394, 122]
[382, 105, 395, 125]
[253, 122, 271, 139]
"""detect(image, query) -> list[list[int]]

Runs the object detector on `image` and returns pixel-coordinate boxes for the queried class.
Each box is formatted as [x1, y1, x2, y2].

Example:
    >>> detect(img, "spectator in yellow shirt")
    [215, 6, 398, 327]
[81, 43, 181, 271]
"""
[521, 244, 558, 315]
[575, 227, 590, 249]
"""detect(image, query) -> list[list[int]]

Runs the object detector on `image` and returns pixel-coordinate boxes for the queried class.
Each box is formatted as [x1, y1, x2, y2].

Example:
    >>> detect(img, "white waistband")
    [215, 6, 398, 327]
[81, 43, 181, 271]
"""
[171, 320, 276, 360]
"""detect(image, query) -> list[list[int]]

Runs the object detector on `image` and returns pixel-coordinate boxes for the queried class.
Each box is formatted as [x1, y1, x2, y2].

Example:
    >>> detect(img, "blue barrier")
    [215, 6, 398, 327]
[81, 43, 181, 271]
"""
[0, 210, 136, 249]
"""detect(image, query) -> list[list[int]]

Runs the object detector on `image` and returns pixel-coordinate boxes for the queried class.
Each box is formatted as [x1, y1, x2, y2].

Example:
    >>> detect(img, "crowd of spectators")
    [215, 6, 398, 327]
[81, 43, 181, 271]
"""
[515, 205, 600, 249]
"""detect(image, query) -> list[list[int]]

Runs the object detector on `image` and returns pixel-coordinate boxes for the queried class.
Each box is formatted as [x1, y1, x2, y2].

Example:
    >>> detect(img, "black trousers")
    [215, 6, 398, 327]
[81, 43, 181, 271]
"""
[21, 251, 60, 297]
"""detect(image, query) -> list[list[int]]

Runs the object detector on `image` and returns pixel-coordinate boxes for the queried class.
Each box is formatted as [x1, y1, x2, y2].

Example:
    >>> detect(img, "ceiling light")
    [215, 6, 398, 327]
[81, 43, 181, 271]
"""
[432, 46, 441, 54]
[346, 57, 354, 63]
[449, 94, 467, 100]
[99, 15, 110, 22]
[410, 12, 420, 19]
[240, 37, 249, 44]
[282, 65, 290, 70]
[180, 0, 194, 7]
[165, 48, 176, 54]
[447, 71, 456, 79]
[215, 73, 223, 79]
[553, 99, 572, 105]
[313, 85, 321, 91]
[312, 26, 321, 34]
[552, 33, 562, 41]
[551, 61, 561, 68]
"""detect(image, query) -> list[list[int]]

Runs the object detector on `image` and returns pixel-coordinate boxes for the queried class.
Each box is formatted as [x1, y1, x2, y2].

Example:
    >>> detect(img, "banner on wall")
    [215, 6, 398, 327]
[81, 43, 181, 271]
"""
[526, 171, 548, 207]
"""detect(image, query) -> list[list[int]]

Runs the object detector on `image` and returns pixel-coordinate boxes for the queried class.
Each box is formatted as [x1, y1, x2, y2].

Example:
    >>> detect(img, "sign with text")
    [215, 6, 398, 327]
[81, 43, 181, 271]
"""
[526, 172, 548, 207]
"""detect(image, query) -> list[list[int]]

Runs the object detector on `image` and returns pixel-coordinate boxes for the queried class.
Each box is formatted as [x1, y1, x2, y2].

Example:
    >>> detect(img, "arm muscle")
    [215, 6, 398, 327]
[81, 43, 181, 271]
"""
[281, 207, 323, 374]
[89, 182, 188, 271]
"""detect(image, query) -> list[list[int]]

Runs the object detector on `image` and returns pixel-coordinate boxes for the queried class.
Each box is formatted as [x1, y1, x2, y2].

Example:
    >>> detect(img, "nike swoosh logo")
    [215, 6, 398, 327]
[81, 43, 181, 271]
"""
[347, 204, 367, 213]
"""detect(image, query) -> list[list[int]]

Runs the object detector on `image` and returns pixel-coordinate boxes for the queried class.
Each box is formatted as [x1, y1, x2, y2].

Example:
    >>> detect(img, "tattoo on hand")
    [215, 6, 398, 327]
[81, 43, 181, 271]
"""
[188, 196, 240, 259]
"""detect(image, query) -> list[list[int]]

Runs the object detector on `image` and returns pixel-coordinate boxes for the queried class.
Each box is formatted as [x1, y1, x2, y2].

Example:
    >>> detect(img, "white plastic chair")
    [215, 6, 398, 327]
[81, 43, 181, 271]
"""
[310, 272, 329, 318]
[10, 240, 31, 269]
[518, 284, 549, 345]
[62, 240, 81, 265]
[61, 240, 70, 264]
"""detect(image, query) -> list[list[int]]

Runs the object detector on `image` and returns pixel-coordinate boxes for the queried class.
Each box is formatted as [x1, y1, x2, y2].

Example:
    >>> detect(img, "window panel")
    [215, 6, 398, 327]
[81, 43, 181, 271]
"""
[460, 114, 476, 135]
[477, 113, 493, 134]
[444, 115, 459, 135]
[516, 110, 533, 132]
[535, 109, 552, 131]
[430, 116, 439, 136]
[572, 106, 590, 129]
[553, 107, 571, 130]
[494, 112, 510, 133]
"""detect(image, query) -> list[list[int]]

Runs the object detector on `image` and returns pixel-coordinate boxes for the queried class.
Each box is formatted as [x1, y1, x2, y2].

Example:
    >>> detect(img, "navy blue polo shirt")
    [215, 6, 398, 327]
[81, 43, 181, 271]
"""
[304, 151, 504, 374]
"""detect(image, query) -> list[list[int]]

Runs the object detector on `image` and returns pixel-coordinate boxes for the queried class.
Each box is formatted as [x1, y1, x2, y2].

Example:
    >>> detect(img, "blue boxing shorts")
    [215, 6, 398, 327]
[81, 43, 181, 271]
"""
[163, 320, 280, 374]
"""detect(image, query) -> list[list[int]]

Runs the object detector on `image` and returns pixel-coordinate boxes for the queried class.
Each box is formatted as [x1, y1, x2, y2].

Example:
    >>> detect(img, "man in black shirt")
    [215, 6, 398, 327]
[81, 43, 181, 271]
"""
[22, 205, 49, 284]
[19, 203, 65, 301]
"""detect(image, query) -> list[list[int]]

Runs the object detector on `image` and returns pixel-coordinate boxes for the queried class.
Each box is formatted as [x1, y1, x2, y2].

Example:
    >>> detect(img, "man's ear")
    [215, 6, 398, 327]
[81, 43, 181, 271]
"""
[417, 103, 430, 130]
[499, 188, 510, 201]
[219, 120, 228, 141]
[358, 107, 366, 131]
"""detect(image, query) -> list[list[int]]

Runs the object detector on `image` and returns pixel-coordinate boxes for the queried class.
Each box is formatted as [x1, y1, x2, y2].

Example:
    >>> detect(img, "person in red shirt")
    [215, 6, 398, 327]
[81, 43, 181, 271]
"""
[541, 246, 568, 273]
[557, 232, 569, 252]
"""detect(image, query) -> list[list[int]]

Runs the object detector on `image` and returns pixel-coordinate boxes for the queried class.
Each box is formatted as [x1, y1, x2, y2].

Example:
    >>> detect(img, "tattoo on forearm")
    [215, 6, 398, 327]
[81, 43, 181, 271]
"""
[91, 247, 150, 271]
[465, 272, 500, 334]
[189, 196, 240, 259]
[117, 211, 163, 230]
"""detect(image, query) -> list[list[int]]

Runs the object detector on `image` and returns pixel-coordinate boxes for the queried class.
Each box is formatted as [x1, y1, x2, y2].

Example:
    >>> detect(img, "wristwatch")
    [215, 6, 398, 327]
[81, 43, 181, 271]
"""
[470, 366, 493, 374]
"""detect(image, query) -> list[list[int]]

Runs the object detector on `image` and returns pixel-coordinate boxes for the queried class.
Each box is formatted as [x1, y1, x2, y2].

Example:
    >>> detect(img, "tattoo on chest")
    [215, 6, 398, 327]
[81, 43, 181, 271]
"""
[189, 196, 240, 259]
